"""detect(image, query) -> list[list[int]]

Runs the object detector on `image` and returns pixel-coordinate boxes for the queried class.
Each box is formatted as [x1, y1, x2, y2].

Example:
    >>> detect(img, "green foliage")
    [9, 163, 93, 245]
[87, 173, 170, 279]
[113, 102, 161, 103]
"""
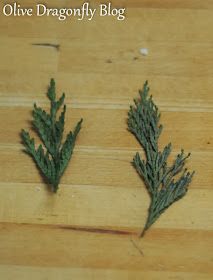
[21, 79, 83, 192]
[128, 81, 195, 236]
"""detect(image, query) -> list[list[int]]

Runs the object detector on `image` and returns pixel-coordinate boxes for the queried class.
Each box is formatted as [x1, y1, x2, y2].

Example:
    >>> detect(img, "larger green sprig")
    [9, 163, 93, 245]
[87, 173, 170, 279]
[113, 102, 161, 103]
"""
[128, 81, 194, 236]
[21, 79, 83, 192]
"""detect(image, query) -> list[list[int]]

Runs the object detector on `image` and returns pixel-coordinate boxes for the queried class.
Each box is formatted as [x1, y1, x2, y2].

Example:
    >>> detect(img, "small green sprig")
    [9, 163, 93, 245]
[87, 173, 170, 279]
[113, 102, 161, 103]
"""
[21, 79, 83, 192]
[128, 81, 195, 237]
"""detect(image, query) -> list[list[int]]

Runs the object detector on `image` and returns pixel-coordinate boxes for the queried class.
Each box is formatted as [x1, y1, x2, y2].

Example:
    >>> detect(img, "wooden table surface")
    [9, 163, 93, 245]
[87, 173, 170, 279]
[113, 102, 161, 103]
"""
[0, 0, 213, 279]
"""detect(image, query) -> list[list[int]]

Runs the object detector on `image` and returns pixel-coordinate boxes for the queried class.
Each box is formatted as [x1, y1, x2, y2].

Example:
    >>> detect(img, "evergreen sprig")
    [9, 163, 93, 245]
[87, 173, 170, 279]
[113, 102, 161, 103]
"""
[21, 79, 83, 192]
[128, 81, 195, 236]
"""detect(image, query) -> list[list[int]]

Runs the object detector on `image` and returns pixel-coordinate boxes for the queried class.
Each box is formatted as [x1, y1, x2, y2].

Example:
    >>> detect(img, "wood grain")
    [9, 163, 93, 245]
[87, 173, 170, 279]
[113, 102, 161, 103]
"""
[0, 0, 213, 279]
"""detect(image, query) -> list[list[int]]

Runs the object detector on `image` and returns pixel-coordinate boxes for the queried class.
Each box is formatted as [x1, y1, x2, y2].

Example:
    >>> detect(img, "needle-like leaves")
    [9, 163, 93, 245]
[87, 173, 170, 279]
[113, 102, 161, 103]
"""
[21, 79, 83, 192]
[128, 81, 195, 236]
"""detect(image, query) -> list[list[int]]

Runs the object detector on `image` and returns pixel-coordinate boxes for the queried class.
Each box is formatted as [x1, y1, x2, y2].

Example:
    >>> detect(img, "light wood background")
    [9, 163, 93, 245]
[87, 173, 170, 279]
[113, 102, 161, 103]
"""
[0, 0, 213, 279]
